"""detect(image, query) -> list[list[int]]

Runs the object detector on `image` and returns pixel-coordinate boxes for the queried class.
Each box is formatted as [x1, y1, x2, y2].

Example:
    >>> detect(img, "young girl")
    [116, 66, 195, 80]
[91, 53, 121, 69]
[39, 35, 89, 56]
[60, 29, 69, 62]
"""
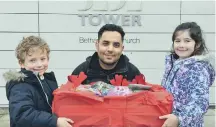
[159, 22, 215, 127]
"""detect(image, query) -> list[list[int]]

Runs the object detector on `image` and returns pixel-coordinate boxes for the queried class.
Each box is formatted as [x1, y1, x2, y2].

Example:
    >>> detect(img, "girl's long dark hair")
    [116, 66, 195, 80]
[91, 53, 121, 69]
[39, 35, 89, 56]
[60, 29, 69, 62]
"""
[171, 22, 209, 59]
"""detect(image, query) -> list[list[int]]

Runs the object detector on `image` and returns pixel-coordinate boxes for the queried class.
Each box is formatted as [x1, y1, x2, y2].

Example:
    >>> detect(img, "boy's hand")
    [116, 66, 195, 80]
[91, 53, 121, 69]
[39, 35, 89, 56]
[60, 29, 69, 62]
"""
[159, 114, 179, 127]
[57, 117, 74, 127]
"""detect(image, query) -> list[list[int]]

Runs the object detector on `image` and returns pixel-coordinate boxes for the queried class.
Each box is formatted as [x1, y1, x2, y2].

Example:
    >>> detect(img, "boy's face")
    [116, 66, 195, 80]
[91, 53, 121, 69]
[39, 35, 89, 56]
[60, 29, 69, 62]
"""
[20, 48, 49, 76]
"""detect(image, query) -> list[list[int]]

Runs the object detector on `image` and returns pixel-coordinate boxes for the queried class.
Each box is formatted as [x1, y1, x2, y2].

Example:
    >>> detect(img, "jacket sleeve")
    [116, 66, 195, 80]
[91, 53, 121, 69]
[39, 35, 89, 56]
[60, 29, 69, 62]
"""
[72, 61, 88, 75]
[172, 65, 211, 127]
[129, 63, 141, 75]
[8, 84, 58, 127]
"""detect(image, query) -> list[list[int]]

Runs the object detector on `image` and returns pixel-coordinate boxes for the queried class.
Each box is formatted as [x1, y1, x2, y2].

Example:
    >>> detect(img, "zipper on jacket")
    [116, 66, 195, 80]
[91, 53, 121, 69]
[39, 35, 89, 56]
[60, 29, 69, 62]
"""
[169, 68, 180, 86]
[165, 67, 173, 85]
[34, 73, 52, 108]
[164, 56, 181, 88]
[165, 55, 174, 86]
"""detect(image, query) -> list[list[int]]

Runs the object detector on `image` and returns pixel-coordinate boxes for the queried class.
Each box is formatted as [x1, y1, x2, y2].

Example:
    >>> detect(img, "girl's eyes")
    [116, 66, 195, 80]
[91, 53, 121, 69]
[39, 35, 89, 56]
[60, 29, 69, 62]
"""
[30, 59, 36, 62]
[174, 40, 191, 43]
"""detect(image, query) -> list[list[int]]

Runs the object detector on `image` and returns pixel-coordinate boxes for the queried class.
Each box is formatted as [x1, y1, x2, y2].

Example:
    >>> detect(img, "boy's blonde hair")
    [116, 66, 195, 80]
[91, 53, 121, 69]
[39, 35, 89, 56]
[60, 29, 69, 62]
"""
[15, 36, 50, 64]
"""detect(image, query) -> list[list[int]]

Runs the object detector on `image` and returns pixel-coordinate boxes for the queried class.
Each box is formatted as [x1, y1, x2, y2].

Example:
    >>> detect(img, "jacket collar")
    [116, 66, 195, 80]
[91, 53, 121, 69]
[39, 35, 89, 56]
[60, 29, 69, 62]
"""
[86, 52, 129, 74]
[4, 68, 57, 100]
[166, 53, 215, 68]
[3, 68, 57, 84]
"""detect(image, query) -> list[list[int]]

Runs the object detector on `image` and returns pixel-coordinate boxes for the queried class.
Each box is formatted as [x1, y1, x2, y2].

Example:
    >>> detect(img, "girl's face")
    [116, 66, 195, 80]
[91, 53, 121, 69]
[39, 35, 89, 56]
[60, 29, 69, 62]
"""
[173, 30, 196, 59]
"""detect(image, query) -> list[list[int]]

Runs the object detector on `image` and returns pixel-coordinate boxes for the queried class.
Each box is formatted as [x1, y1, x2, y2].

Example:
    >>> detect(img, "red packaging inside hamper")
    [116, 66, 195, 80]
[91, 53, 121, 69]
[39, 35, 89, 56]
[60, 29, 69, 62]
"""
[52, 72, 173, 127]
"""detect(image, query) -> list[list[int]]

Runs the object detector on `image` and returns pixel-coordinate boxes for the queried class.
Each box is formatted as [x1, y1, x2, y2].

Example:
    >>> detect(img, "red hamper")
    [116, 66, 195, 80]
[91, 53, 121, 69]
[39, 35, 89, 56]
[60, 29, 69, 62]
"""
[52, 74, 173, 127]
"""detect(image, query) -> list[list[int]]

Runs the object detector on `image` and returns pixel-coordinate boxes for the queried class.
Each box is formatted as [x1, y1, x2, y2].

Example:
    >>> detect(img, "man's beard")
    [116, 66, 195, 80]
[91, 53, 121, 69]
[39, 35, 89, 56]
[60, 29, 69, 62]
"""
[99, 58, 118, 67]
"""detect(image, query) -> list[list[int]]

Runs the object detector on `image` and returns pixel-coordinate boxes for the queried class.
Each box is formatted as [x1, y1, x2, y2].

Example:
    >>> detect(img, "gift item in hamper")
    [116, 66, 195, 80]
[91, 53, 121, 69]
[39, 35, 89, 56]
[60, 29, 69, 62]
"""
[107, 86, 132, 96]
[128, 84, 152, 92]
[90, 81, 115, 96]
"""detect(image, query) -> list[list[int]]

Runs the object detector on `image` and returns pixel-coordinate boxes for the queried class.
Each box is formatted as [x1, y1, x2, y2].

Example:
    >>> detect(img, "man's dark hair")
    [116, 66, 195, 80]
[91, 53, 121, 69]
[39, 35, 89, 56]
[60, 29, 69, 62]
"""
[98, 24, 125, 41]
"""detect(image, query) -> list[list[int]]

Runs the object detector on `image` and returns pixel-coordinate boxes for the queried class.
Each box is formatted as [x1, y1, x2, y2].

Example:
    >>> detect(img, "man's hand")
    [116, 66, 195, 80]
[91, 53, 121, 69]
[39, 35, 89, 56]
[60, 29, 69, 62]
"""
[57, 117, 74, 127]
[159, 114, 179, 127]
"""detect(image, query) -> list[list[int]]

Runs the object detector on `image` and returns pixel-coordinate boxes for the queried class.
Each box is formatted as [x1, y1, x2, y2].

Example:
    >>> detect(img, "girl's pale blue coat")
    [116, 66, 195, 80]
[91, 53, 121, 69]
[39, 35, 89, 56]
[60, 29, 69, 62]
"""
[161, 54, 215, 127]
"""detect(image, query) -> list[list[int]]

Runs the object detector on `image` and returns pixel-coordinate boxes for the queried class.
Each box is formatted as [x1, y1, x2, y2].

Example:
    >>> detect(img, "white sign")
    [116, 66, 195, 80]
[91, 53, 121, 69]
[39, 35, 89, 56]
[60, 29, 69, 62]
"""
[78, 1, 142, 26]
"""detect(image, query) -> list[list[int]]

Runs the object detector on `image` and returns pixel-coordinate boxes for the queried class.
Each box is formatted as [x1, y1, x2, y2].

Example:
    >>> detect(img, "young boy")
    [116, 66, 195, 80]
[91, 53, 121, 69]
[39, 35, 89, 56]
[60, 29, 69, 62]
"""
[3, 36, 73, 127]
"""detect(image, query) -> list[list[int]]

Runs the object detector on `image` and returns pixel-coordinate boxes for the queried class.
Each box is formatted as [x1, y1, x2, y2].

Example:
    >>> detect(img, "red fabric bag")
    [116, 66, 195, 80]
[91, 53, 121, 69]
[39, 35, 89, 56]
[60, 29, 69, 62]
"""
[52, 72, 173, 127]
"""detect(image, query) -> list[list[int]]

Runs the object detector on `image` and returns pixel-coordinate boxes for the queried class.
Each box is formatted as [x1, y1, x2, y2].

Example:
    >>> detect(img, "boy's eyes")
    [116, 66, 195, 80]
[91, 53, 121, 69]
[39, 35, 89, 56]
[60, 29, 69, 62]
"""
[41, 58, 46, 61]
[29, 57, 46, 62]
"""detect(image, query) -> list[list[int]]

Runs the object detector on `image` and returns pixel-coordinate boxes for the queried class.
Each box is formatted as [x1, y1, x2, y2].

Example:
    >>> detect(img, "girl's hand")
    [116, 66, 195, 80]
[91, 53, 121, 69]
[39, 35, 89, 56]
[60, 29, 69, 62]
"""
[159, 114, 179, 127]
